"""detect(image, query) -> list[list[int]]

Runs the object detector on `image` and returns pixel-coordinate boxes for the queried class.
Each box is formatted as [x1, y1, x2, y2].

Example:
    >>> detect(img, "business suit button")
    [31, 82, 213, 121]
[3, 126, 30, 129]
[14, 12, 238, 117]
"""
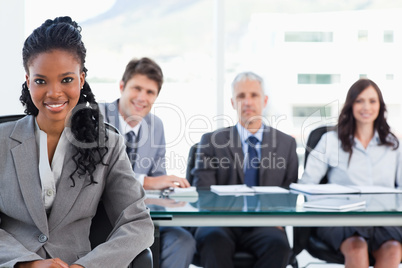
[38, 234, 48, 243]
[46, 189, 54, 196]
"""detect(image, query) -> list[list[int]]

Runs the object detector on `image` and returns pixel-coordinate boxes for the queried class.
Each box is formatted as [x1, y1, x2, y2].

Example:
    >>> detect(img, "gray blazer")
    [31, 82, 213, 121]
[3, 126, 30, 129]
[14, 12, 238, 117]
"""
[193, 125, 298, 188]
[0, 116, 154, 267]
[99, 99, 167, 176]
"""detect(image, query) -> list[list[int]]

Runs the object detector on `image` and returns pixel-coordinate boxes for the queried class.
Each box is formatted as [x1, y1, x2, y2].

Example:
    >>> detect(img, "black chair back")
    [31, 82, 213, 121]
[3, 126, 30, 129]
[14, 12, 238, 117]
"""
[0, 114, 25, 123]
[185, 142, 199, 185]
[304, 125, 335, 184]
[304, 126, 334, 167]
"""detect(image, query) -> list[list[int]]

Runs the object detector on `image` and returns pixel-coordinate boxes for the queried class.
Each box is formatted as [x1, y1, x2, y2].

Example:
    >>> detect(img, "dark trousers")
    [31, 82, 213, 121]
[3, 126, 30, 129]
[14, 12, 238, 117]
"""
[195, 226, 290, 268]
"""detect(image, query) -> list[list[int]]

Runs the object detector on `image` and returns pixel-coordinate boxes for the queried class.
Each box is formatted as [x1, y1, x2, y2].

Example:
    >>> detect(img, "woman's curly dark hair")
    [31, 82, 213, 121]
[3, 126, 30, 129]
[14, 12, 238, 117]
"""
[338, 78, 398, 163]
[19, 16, 108, 186]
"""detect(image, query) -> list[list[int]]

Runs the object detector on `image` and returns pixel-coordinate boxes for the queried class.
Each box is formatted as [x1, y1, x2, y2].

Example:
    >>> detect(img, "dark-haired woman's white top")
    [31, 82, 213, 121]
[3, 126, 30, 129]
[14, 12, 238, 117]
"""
[301, 130, 402, 188]
[300, 130, 402, 252]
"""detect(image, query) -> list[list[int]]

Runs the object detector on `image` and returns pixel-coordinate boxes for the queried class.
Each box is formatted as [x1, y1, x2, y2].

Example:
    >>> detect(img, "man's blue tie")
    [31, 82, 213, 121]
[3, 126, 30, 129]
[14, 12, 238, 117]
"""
[244, 136, 259, 187]
[125, 131, 137, 167]
[244, 136, 259, 212]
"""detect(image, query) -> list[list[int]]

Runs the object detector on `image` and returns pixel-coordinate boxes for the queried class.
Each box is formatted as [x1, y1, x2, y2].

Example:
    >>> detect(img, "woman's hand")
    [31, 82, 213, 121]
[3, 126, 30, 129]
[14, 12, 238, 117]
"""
[16, 258, 69, 268]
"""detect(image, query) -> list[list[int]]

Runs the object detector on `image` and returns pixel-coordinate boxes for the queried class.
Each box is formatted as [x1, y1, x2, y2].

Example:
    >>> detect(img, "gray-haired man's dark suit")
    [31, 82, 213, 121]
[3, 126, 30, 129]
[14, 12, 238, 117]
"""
[192, 124, 298, 268]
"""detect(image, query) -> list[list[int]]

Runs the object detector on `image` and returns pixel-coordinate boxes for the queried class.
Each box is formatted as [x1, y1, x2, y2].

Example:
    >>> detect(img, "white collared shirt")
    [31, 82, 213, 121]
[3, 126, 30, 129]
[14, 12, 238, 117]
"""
[119, 113, 141, 137]
[35, 120, 68, 214]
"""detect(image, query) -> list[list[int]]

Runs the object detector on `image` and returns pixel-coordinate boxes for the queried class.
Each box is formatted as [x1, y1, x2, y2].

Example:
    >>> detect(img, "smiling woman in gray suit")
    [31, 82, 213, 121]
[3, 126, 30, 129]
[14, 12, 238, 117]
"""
[0, 17, 154, 268]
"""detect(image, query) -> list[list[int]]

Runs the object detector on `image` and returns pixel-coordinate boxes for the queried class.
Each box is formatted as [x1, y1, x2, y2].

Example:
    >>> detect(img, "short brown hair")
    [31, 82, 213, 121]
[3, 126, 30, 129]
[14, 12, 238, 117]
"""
[121, 57, 163, 93]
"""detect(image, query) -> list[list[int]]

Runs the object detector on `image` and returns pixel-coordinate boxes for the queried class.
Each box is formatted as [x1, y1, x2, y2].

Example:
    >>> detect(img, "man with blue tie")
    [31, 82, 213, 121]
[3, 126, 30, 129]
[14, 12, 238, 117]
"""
[99, 57, 195, 268]
[193, 71, 298, 268]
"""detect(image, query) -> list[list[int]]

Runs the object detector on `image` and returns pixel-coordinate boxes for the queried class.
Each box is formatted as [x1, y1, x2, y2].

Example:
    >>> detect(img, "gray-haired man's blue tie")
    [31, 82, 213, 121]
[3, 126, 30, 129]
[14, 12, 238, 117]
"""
[244, 136, 259, 187]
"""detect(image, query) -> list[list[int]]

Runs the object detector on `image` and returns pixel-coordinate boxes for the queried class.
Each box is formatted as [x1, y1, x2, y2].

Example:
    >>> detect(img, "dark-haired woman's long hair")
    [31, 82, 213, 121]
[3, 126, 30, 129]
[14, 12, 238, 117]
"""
[19, 16, 108, 186]
[337, 78, 398, 163]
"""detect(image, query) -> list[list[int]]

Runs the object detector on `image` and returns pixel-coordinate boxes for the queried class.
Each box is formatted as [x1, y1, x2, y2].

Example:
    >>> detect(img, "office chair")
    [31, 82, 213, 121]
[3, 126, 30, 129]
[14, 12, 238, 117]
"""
[0, 114, 153, 267]
[90, 201, 153, 267]
[0, 114, 25, 123]
[186, 143, 298, 268]
[292, 125, 377, 266]
[303, 125, 334, 183]
[185, 142, 199, 185]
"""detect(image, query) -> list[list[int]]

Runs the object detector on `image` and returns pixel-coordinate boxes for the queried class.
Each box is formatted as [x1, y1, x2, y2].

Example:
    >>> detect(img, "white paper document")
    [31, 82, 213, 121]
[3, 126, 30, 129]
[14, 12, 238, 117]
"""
[211, 185, 289, 195]
[252, 186, 289, 193]
[211, 185, 255, 194]
[302, 198, 366, 212]
[290, 183, 402, 195]
[351, 185, 402, 194]
[290, 183, 359, 194]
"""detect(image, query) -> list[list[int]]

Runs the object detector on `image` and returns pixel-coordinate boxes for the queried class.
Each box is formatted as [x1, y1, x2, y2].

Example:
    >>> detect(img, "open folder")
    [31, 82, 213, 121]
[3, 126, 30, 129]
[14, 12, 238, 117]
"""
[290, 183, 402, 195]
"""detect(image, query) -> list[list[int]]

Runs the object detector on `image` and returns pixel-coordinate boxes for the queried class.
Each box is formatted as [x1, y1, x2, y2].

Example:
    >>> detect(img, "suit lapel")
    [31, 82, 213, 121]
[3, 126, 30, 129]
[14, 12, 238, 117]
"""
[105, 99, 121, 131]
[48, 143, 86, 231]
[227, 126, 244, 183]
[11, 116, 49, 234]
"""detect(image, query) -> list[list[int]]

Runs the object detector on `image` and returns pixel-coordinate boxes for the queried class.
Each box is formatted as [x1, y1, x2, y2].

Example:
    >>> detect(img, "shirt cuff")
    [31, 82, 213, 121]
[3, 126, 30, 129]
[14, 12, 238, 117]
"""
[134, 173, 146, 185]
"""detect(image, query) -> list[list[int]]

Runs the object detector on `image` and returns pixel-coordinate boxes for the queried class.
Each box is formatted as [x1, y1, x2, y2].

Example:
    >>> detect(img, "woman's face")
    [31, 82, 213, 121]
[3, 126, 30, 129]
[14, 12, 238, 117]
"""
[352, 85, 380, 127]
[25, 49, 85, 130]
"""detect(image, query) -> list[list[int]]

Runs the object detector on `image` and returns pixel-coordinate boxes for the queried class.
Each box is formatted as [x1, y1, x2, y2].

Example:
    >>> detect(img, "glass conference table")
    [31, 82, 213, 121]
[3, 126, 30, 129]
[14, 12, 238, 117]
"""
[147, 188, 402, 227]
[147, 188, 402, 267]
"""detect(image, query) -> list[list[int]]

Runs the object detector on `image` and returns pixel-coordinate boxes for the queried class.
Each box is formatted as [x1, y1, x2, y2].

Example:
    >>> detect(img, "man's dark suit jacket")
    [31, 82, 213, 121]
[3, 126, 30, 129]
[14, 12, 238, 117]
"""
[193, 125, 298, 188]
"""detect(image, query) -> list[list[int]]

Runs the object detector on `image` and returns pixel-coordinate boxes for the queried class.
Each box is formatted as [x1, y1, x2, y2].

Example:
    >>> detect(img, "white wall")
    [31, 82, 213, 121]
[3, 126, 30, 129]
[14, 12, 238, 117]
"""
[0, 0, 26, 115]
